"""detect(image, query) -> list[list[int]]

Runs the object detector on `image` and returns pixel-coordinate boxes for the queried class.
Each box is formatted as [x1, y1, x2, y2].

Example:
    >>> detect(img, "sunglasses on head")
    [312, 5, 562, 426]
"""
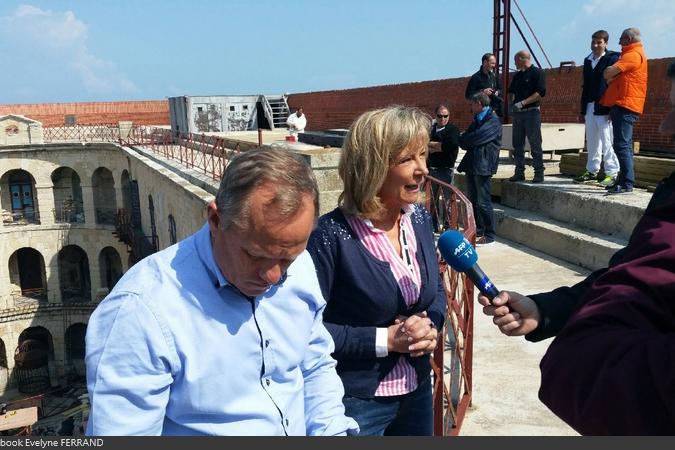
[437, 114, 449, 119]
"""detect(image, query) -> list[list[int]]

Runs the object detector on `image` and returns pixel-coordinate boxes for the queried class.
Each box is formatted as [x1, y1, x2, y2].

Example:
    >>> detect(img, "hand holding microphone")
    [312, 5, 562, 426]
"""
[437, 230, 542, 335]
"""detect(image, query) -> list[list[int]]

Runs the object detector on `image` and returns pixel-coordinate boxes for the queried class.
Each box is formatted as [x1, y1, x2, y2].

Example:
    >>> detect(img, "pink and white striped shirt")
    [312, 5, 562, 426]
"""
[346, 205, 422, 396]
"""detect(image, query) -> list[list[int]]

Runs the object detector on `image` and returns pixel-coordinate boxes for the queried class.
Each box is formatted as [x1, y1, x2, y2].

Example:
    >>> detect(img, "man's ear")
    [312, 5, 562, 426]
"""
[207, 202, 220, 232]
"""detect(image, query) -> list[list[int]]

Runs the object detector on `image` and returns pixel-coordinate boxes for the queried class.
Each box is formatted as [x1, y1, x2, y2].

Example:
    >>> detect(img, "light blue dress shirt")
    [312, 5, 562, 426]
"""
[85, 223, 358, 436]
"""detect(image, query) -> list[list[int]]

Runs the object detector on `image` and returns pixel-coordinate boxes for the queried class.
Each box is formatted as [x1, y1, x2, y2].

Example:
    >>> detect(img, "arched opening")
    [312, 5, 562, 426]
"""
[52, 167, 84, 223]
[92, 167, 117, 225]
[121, 170, 133, 214]
[0, 169, 40, 225]
[168, 214, 177, 245]
[0, 338, 8, 389]
[99, 247, 122, 291]
[148, 195, 158, 251]
[64, 323, 87, 380]
[58, 245, 91, 303]
[8, 247, 47, 305]
[15, 327, 54, 394]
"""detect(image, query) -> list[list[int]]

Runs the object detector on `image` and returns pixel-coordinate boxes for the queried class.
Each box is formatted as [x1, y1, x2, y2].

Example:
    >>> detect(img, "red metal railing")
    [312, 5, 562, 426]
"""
[43, 124, 243, 181]
[120, 126, 240, 181]
[425, 175, 476, 436]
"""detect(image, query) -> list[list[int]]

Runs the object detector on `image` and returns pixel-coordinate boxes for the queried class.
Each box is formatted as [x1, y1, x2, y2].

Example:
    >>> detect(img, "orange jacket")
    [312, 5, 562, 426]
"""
[600, 42, 648, 114]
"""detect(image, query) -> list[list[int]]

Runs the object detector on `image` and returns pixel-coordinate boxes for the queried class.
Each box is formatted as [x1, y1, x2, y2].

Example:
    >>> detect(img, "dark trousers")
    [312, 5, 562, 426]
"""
[512, 108, 544, 176]
[609, 106, 639, 188]
[466, 174, 495, 239]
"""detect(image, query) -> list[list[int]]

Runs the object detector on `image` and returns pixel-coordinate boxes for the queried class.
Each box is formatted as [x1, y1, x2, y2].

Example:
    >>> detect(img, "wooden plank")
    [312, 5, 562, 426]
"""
[0, 407, 38, 431]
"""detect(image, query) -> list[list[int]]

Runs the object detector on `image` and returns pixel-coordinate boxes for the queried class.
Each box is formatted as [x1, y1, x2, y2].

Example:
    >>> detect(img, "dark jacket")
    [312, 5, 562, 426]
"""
[306, 205, 446, 398]
[457, 108, 502, 176]
[429, 122, 460, 168]
[536, 171, 675, 435]
[465, 67, 504, 116]
[580, 50, 620, 115]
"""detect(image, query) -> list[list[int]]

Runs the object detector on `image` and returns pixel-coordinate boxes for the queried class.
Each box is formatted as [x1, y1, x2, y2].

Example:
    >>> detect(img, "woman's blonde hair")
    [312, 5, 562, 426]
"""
[338, 105, 430, 219]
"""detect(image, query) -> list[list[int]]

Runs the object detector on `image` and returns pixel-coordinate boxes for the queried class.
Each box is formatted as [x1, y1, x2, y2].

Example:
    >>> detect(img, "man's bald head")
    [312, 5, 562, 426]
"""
[514, 50, 532, 71]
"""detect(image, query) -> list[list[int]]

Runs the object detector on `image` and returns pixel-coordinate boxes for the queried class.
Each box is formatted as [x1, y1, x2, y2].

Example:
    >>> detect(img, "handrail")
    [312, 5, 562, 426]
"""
[425, 175, 476, 436]
[260, 96, 276, 130]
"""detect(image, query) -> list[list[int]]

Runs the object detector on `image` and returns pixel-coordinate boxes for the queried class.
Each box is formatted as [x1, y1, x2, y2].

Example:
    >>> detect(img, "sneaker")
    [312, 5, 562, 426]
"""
[573, 170, 597, 184]
[598, 175, 616, 187]
[532, 174, 544, 183]
[476, 236, 495, 246]
[508, 174, 525, 182]
[605, 184, 634, 195]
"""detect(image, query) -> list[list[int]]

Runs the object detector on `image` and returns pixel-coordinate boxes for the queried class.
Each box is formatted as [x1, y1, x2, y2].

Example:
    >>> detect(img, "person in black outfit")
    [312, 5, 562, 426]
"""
[465, 53, 504, 117]
[428, 104, 460, 184]
[508, 50, 547, 183]
[428, 104, 459, 231]
[457, 92, 502, 245]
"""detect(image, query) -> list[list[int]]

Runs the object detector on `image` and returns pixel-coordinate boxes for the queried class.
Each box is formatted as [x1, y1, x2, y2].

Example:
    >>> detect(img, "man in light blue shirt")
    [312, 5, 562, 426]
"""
[85, 148, 358, 436]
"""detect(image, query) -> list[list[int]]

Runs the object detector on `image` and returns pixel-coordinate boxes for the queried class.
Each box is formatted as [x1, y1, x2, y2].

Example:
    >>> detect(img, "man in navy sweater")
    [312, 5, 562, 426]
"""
[575, 30, 620, 186]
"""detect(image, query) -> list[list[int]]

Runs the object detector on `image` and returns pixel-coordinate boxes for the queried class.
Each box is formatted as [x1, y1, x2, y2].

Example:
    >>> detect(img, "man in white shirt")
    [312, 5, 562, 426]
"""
[575, 30, 620, 186]
[287, 107, 307, 139]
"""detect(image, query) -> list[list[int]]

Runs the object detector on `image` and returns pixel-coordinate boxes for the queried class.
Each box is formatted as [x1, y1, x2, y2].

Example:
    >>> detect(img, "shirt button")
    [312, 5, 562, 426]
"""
[266, 378, 271, 386]
[265, 340, 270, 348]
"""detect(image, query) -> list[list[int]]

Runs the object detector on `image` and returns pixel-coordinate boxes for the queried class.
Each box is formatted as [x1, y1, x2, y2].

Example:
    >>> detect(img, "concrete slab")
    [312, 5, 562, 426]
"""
[459, 238, 589, 436]
[494, 205, 626, 270]
[501, 175, 651, 240]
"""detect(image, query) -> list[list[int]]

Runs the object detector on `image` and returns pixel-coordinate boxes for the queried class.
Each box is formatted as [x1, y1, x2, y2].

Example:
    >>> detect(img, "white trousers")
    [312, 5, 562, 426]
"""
[585, 102, 619, 176]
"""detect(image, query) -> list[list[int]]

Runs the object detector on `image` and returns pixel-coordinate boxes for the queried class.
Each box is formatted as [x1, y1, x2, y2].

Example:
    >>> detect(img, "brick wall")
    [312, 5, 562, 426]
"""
[290, 57, 675, 153]
[0, 100, 170, 127]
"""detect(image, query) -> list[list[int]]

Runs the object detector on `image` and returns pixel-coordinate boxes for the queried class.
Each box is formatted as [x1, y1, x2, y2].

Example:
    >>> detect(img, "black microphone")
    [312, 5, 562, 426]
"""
[437, 230, 499, 300]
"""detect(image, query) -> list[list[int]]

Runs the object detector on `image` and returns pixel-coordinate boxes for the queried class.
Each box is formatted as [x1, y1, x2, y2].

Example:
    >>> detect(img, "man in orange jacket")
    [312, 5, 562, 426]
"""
[600, 27, 648, 194]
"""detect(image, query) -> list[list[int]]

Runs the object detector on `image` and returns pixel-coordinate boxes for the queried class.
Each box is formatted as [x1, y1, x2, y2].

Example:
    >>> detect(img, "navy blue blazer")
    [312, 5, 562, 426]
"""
[307, 205, 446, 398]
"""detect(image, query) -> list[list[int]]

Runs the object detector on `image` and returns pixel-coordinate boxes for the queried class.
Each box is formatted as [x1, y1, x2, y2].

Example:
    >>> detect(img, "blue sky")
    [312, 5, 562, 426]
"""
[1, 0, 674, 104]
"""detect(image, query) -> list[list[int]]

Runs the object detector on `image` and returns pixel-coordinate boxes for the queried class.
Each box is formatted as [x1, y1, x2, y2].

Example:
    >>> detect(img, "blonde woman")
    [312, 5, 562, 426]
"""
[307, 106, 446, 435]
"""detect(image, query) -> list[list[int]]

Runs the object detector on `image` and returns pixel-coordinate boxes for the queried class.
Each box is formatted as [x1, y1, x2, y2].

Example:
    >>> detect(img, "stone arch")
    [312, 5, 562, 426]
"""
[0, 169, 40, 225]
[15, 326, 54, 394]
[64, 323, 87, 379]
[168, 214, 177, 245]
[92, 167, 117, 225]
[0, 338, 6, 368]
[99, 246, 122, 291]
[121, 169, 133, 213]
[7, 247, 48, 304]
[58, 244, 91, 303]
[148, 194, 158, 250]
[51, 166, 84, 223]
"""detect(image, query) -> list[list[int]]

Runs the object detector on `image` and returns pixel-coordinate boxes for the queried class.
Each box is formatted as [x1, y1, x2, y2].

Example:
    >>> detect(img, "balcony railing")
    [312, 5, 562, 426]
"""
[95, 207, 118, 225]
[43, 123, 120, 143]
[11, 288, 48, 307]
[2, 210, 40, 226]
[53, 202, 85, 224]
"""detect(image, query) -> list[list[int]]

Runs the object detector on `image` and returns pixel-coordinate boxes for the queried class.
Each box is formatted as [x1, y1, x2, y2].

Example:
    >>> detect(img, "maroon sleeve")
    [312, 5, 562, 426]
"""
[538, 183, 675, 435]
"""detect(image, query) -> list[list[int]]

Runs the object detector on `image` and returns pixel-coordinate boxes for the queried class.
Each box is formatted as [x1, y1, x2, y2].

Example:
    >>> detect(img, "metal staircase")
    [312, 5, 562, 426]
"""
[261, 95, 290, 130]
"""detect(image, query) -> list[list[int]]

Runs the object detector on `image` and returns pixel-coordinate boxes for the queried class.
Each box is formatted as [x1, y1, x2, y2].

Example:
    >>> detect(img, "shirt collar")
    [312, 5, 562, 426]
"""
[588, 51, 606, 61]
[195, 223, 229, 289]
[361, 204, 415, 231]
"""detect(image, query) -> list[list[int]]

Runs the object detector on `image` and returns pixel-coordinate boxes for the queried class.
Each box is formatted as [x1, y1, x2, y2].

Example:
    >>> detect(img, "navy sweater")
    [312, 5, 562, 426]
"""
[580, 51, 620, 115]
[307, 205, 447, 398]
